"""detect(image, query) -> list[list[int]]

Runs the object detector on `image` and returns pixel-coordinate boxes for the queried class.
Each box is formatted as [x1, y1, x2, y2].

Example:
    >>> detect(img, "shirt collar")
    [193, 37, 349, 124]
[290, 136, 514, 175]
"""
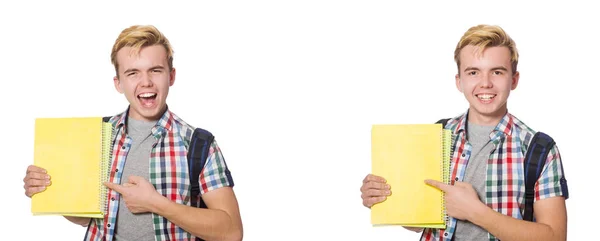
[114, 105, 174, 138]
[455, 109, 514, 140]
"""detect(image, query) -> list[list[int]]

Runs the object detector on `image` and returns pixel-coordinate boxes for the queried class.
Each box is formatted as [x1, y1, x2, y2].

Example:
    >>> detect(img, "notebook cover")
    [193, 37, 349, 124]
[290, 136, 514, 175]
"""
[31, 117, 111, 218]
[371, 124, 449, 228]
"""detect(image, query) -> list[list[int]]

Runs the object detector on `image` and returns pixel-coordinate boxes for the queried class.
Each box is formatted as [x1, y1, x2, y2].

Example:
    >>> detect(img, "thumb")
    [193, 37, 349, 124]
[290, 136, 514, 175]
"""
[103, 182, 125, 194]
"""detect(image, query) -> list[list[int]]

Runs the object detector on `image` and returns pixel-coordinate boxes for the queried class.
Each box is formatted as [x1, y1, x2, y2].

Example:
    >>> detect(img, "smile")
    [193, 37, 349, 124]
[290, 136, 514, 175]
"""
[138, 93, 157, 98]
[476, 94, 496, 101]
[137, 92, 157, 107]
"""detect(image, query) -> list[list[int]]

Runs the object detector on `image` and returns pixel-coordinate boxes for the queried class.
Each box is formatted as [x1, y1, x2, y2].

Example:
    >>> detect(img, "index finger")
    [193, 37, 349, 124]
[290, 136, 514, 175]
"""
[424, 179, 449, 191]
[27, 165, 47, 174]
[103, 182, 125, 194]
[363, 174, 387, 184]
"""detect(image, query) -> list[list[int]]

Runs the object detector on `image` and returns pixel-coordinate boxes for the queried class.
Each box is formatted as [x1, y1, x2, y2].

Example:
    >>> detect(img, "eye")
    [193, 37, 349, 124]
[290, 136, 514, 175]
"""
[151, 69, 162, 73]
[467, 71, 477, 76]
[127, 72, 136, 77]
[493, 70, 503, 75]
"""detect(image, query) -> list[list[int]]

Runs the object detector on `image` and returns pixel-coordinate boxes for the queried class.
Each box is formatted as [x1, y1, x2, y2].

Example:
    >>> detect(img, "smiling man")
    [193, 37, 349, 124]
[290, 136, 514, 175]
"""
[360, 24, 568, 241]
[23, 25, 243, 241]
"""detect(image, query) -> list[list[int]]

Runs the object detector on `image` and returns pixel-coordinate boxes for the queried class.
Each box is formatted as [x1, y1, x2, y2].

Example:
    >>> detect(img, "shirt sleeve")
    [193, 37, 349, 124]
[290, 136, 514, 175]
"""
[535, 144, 569, 201]
[199, 139, 234, 195]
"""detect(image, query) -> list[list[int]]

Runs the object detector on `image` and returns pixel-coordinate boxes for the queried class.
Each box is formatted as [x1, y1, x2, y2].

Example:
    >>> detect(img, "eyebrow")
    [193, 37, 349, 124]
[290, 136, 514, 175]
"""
[490, 66, 509, 72]
[463, 66, 508, 73]
[123, 65, 166, 75]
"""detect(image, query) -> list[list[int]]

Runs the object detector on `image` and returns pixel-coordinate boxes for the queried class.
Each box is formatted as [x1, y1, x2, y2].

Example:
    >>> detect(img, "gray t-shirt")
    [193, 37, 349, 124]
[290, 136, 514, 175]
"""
[114, 117, 157, 241]
[453, 122, 495, 241]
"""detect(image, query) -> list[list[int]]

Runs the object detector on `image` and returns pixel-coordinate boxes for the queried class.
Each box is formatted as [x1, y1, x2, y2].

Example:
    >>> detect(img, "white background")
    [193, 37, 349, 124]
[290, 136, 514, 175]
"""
[0, 0, 597, 240]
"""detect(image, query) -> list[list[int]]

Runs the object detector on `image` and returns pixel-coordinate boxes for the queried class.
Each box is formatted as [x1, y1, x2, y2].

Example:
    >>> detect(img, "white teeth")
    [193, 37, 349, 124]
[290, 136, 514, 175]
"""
[138, 93, 156, 98]
[477, 94, 495, 100]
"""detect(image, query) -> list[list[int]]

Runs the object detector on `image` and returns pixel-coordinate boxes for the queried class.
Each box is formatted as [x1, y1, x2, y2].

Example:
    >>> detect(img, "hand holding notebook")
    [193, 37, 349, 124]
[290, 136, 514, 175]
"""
[24, 165, 51, 198]
[360, 174, 391, 207]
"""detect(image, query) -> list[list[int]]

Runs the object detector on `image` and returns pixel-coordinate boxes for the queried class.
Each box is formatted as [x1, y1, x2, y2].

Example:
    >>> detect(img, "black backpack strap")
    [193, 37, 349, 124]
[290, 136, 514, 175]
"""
[522, 131, 555, 221]
[435, 118, 451, 127]
[188, 128, 215, 210]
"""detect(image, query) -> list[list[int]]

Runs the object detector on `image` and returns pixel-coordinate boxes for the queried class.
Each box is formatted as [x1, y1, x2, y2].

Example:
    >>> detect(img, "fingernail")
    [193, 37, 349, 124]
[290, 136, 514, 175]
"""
[45, 180, 51, 185]
[386, 184, 390, 189]
[45, 175, 50, 179]
[386, 190, 391, 195]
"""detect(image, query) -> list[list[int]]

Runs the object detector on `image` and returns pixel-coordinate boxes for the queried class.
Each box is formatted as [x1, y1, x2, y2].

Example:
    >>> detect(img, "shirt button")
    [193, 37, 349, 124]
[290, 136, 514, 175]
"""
[121, 146, 126, 150]
[444, 233, 448, 236]
[111, 197, 115, 201]
[462, 153, 466, 157]
[455, 177, 459, 181]
[107, 224, 111, 228]
[115, 169, 118, 172]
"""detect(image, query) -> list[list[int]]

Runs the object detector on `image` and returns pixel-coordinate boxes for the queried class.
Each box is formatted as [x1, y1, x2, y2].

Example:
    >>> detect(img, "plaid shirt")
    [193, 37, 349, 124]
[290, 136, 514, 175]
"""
[421, 111, 568, 241]
[84, 107, 234, 241]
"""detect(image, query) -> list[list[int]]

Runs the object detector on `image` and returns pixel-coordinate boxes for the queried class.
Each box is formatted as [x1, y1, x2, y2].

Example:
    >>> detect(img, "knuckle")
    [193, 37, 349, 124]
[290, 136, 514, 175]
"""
[369, 190, 380, 197]
[371, 190, 380, 196]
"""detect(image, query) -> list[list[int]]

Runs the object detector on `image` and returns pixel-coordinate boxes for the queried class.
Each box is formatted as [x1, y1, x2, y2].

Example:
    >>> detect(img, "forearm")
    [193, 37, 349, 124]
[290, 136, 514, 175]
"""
[152, 197, 242, 241]
[63, 216, 91, 227]
[471, 205, 565, 241]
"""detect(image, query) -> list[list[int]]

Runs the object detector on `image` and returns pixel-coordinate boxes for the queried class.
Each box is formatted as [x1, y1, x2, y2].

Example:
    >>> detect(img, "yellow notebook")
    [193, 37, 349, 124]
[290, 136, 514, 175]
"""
[32, 117, 113, 218]
[371, 124, 452, 228]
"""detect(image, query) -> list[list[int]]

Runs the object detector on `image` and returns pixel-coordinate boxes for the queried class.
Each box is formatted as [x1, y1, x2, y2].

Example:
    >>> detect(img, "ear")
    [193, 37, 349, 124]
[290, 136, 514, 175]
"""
[455, 73, 463, 93]
[169, 68, 176, 86]
[113, 76, 123, 93]
[511, 71, 520, 90]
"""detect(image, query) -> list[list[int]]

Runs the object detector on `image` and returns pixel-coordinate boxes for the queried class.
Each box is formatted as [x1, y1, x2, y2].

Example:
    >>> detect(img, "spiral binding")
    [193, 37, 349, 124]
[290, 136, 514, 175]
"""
[441, 130, 455, 225]
[100, 122, 115, 215]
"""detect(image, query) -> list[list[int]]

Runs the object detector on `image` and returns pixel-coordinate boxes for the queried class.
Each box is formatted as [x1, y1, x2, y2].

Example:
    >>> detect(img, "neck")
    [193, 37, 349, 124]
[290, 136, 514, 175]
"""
[127, 105, 167, 122]
[467, 107, 507, 126]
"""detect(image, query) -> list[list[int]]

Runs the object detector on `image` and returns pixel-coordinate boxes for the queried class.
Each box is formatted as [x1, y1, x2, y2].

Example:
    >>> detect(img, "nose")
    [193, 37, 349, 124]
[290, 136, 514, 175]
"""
[140, 72, 154, 87]
[480, 73, 493, 88]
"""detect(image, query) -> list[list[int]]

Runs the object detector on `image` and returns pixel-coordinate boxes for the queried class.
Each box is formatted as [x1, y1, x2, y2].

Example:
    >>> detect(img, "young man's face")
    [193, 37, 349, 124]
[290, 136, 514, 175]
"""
[113, 45, 175, 121]
[455, 45, 519, 124]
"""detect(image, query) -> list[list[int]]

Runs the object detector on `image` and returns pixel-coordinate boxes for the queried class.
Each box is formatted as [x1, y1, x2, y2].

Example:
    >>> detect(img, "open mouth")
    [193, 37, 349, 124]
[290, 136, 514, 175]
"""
[476, 94, 496, 101]
[137, 92, 157, 107]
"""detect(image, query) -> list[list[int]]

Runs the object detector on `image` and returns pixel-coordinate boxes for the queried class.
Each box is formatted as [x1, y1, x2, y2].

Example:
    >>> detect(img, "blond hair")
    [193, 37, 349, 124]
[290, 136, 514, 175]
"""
[454, 24, 518, 75]
[110, 25, 174, 76]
